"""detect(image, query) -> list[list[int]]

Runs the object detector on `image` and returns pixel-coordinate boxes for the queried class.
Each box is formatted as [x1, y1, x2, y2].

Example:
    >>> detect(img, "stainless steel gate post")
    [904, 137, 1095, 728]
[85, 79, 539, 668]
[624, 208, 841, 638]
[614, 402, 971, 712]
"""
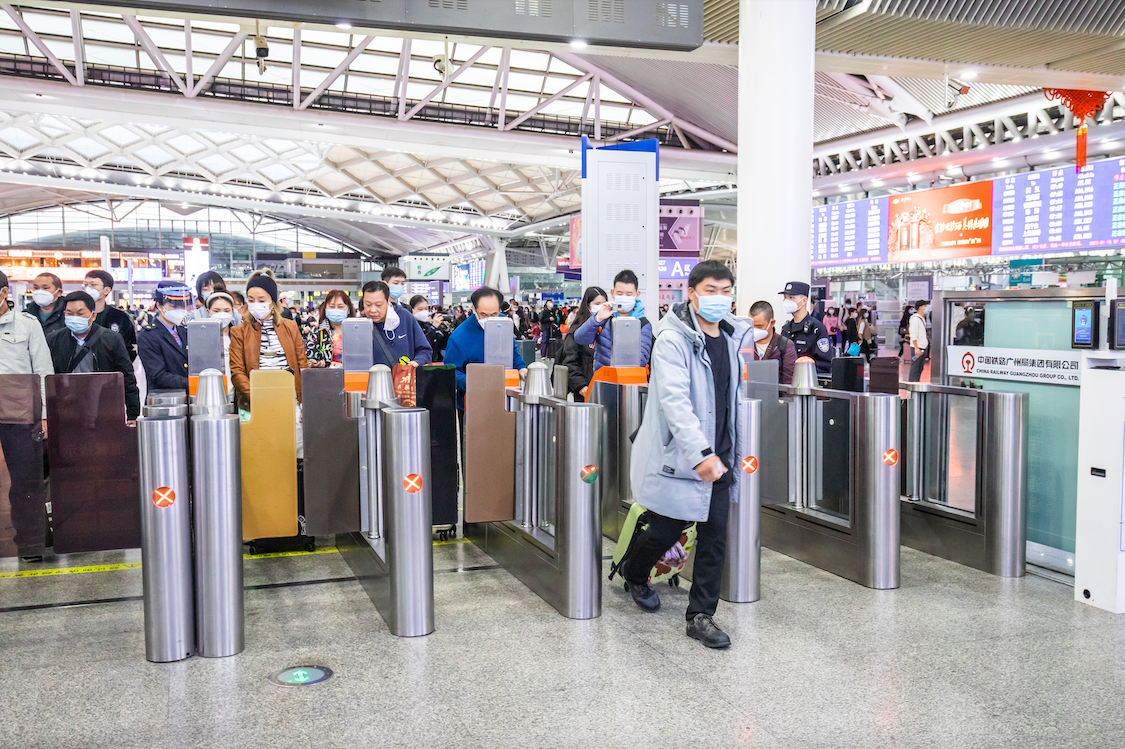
[980, 391, 1028, 577]
[380, 407, 435, 637]
[722, 397, 761, 603]
[554, 399, 603, 619]
[190, 369, 244, 658]
[861, 394, 900, 590]
[138, 400, 194, 663]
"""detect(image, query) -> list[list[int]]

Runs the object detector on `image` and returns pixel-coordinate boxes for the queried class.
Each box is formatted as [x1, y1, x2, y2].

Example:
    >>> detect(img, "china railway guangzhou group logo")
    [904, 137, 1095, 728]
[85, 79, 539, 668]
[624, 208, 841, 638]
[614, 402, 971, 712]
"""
[961, 351, 975, 375]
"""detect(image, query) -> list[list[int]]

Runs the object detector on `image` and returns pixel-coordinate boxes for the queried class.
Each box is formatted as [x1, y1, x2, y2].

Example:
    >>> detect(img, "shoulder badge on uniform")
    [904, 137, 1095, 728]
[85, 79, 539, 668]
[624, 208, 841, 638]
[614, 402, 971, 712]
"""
[110, 322, 120, 332]
[817, 338, 830, 353]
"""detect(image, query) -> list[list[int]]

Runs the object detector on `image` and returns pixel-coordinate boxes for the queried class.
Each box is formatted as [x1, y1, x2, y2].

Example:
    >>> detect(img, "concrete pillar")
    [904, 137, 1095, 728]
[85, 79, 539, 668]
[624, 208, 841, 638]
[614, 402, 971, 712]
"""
[736, 0, 816, 317]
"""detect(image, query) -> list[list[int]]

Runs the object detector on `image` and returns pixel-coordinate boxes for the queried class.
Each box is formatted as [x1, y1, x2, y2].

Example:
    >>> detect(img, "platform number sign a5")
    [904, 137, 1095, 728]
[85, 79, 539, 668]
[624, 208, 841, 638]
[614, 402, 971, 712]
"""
[580, 465, 599, 484]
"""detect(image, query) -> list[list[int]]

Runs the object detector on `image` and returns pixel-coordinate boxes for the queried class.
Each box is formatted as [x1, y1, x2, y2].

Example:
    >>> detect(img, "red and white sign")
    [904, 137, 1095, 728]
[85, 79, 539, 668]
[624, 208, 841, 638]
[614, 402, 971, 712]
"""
[184, 237, 209, 250]
[152, 486, 176, 508]
[882, 449, 899, 466]
[402, 474, 423, 494]
[948, 345, 1081, 387]
[741, 456, 758, 474]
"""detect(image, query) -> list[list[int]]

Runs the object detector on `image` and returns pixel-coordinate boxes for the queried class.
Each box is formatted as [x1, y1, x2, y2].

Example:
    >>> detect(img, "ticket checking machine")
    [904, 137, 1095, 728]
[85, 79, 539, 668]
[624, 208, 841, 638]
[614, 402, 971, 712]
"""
[1074, 296, 1125, 612]
[586, 317, 647, 541]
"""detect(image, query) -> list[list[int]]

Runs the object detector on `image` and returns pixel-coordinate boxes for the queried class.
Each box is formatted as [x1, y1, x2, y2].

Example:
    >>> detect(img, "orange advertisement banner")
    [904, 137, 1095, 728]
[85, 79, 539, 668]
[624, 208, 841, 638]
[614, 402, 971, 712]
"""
[888, 181, 993, 263]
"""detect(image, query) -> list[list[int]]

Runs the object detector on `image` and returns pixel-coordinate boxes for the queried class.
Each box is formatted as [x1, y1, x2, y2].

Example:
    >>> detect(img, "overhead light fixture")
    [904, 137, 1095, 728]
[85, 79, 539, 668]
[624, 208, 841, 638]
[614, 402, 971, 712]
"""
[569, 39, 588, 50]
[336, 22, 352, 30]
[961, 70, 978, 80]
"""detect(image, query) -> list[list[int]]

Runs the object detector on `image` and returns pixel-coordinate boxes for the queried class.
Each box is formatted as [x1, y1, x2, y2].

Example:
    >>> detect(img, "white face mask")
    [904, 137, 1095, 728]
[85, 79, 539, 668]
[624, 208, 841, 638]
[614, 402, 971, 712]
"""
[164, 308, 188, 326]
[248, 302, 272, 321]
[210, 311, 233, 326]
[32, 289, 57, 307]
[83, 285, 101, 302]
[414, 310, 431, 322]
[613, 295, 636, 313]
[383, 303, 400, 332]
[752, 327, 770, 342]
[782, 299, 801, 315]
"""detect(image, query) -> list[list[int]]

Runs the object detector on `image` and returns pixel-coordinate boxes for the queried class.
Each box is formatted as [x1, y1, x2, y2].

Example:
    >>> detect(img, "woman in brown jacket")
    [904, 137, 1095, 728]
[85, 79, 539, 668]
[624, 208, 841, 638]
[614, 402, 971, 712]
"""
[229, 272, 308, 406]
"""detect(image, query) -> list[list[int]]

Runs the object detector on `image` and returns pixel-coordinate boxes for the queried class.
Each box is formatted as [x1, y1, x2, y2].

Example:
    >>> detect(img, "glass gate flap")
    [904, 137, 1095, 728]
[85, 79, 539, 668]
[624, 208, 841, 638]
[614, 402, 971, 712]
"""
[750, 360, 900, 590]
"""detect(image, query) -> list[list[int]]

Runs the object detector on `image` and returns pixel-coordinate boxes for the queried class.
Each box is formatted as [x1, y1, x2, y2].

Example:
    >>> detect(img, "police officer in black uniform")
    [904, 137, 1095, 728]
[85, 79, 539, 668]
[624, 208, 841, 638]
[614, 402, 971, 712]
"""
[137, 281, 191, 393]
[779, 281, 834, 374]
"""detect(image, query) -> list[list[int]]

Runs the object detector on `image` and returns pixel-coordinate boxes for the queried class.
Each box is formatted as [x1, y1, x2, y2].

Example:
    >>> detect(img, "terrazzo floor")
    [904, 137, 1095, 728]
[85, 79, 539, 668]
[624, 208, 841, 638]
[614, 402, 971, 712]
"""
[1, 537, 1122, 749]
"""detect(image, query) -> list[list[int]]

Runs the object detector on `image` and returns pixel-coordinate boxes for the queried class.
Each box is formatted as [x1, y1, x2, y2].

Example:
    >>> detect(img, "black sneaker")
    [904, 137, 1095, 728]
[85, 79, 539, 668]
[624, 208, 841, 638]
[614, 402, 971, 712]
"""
[19, 555, 43, 563]
[624, 580, 661, 612]
[686, 614, 731, 649]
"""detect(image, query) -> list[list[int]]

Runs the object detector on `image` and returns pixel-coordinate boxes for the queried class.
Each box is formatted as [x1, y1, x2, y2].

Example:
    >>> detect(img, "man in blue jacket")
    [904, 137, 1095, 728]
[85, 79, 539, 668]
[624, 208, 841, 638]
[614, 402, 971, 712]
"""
[623, 260, 754, 649]
[360, 281, 432, 368]
[444, 286, 528, 410]
[573, 269, 652, 372]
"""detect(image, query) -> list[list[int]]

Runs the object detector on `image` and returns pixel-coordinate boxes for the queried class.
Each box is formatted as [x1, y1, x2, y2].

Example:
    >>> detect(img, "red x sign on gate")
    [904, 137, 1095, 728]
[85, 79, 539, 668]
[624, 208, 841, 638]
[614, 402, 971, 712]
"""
[741, 456, 758, 474]
[152, 486, 176, 508]
[403, 474, 423, 494]
[882, 449, 899, 466]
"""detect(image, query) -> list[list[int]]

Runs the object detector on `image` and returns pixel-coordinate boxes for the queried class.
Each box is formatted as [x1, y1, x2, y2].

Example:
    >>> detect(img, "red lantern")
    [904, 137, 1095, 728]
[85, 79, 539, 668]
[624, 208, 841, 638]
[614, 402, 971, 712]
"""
[1043, 88, 1113, 173]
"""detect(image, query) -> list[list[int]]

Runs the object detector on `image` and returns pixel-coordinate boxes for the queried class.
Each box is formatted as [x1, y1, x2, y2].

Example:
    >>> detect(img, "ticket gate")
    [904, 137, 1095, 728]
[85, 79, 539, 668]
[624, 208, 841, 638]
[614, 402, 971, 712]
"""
[338, 365, 435, 637]
[464, 361, 604, 619]
[747, 358, 900, 590]
[137, 369, 243, 662]
[899, 381, 1028, 577]
[681, 394, 764, 604]
[586, 317, 648, 541]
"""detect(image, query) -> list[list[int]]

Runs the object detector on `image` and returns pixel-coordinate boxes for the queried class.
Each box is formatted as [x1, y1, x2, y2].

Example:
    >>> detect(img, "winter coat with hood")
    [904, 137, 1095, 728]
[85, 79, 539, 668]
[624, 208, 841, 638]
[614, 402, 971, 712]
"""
[629, 301, 755, 522]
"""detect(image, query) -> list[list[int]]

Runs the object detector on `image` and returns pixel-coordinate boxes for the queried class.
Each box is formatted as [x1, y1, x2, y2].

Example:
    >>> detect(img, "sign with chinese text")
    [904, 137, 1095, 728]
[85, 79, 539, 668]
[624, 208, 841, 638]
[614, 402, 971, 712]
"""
[889, 181, 993, 263]
[948, 345, 1081, 386]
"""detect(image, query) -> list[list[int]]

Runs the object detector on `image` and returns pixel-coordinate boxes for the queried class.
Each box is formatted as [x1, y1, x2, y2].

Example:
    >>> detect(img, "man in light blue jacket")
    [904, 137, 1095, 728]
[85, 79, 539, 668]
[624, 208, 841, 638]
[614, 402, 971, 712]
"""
[623, 260, 753, 648]
[573, 269, 653, 372]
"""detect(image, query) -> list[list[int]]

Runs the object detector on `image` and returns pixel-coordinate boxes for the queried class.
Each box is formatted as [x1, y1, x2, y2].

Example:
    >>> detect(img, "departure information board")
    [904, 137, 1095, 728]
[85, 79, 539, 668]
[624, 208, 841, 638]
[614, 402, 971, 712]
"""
[812, 157, 1125, 266]
[811, 196, 887, 267]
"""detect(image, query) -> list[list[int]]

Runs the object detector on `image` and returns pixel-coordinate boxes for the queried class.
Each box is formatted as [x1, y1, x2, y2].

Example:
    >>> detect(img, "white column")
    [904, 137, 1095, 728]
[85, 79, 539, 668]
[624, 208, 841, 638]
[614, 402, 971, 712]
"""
[484, 238, 510, 295]
[736, 0, 816, 317]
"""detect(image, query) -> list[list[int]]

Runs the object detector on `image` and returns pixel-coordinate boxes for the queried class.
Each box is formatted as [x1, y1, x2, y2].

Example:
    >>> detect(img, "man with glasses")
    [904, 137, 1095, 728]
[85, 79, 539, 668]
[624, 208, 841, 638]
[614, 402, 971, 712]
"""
[443, 286, 528, 411]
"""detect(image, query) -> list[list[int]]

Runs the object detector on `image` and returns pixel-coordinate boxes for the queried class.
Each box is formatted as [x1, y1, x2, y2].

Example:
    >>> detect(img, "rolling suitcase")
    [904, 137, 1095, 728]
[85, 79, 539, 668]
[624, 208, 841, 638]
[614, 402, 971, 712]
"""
[608, 502, 697, 588]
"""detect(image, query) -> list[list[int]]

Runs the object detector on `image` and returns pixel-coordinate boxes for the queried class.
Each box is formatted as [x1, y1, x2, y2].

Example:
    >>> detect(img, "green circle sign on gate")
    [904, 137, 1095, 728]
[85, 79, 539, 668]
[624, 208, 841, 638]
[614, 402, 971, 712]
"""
[269, 666, 333, 687]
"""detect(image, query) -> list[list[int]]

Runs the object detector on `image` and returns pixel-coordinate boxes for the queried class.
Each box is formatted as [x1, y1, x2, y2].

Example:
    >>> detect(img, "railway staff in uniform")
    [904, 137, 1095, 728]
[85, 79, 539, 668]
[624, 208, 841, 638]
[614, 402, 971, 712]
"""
[137, 281, 192, 393]
[779, 281, 834, 374]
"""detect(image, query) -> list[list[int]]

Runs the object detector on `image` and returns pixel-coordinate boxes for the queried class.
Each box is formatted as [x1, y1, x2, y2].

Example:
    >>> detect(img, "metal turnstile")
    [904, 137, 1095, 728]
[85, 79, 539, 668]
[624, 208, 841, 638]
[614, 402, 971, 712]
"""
[749, 359, 901, 590]
[465, 362, 604, 619]
[338, 365, 435, 637]
[899, 381, 1028, 577]
[682, 394, 763, 603]
[587, 317, 647, 541]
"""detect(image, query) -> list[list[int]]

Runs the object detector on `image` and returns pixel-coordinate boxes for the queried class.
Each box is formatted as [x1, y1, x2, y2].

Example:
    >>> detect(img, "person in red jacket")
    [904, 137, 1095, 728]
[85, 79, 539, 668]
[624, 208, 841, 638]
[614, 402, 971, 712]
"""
[748, 300, 797, 384]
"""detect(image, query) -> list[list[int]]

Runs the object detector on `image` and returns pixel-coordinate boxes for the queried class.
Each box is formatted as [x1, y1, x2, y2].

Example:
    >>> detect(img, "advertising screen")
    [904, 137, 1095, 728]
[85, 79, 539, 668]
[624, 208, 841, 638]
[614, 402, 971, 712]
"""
[451, 264, 471, 292]
[811, 196, 887, 266]
[888, 181, 993, 262]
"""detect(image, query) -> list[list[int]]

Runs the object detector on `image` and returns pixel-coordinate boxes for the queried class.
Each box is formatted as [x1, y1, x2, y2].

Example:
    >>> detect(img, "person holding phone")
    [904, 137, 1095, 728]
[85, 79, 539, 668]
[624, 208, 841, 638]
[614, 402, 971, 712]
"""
[573, 269, 653, 373]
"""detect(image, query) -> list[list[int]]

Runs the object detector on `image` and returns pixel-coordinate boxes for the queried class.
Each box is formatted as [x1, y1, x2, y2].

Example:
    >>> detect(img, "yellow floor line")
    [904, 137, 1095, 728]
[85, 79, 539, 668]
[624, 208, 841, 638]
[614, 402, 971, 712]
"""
[1, 536, 473, 579]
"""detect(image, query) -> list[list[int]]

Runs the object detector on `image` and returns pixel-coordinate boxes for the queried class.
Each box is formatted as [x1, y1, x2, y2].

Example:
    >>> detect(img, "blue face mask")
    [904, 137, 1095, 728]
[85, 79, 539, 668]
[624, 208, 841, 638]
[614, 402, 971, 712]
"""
[388, 284, 407, 300]
[325, 308, 348, 324]
[65, 315, 91, 334]
[694, 294, 731, 324]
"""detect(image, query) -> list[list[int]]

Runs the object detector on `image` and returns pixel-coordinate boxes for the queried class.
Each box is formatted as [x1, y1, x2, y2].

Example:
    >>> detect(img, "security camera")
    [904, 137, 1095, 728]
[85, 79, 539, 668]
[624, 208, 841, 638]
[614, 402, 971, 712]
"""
[255, 35, 269, 59]
[432, 54, 448, 78]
